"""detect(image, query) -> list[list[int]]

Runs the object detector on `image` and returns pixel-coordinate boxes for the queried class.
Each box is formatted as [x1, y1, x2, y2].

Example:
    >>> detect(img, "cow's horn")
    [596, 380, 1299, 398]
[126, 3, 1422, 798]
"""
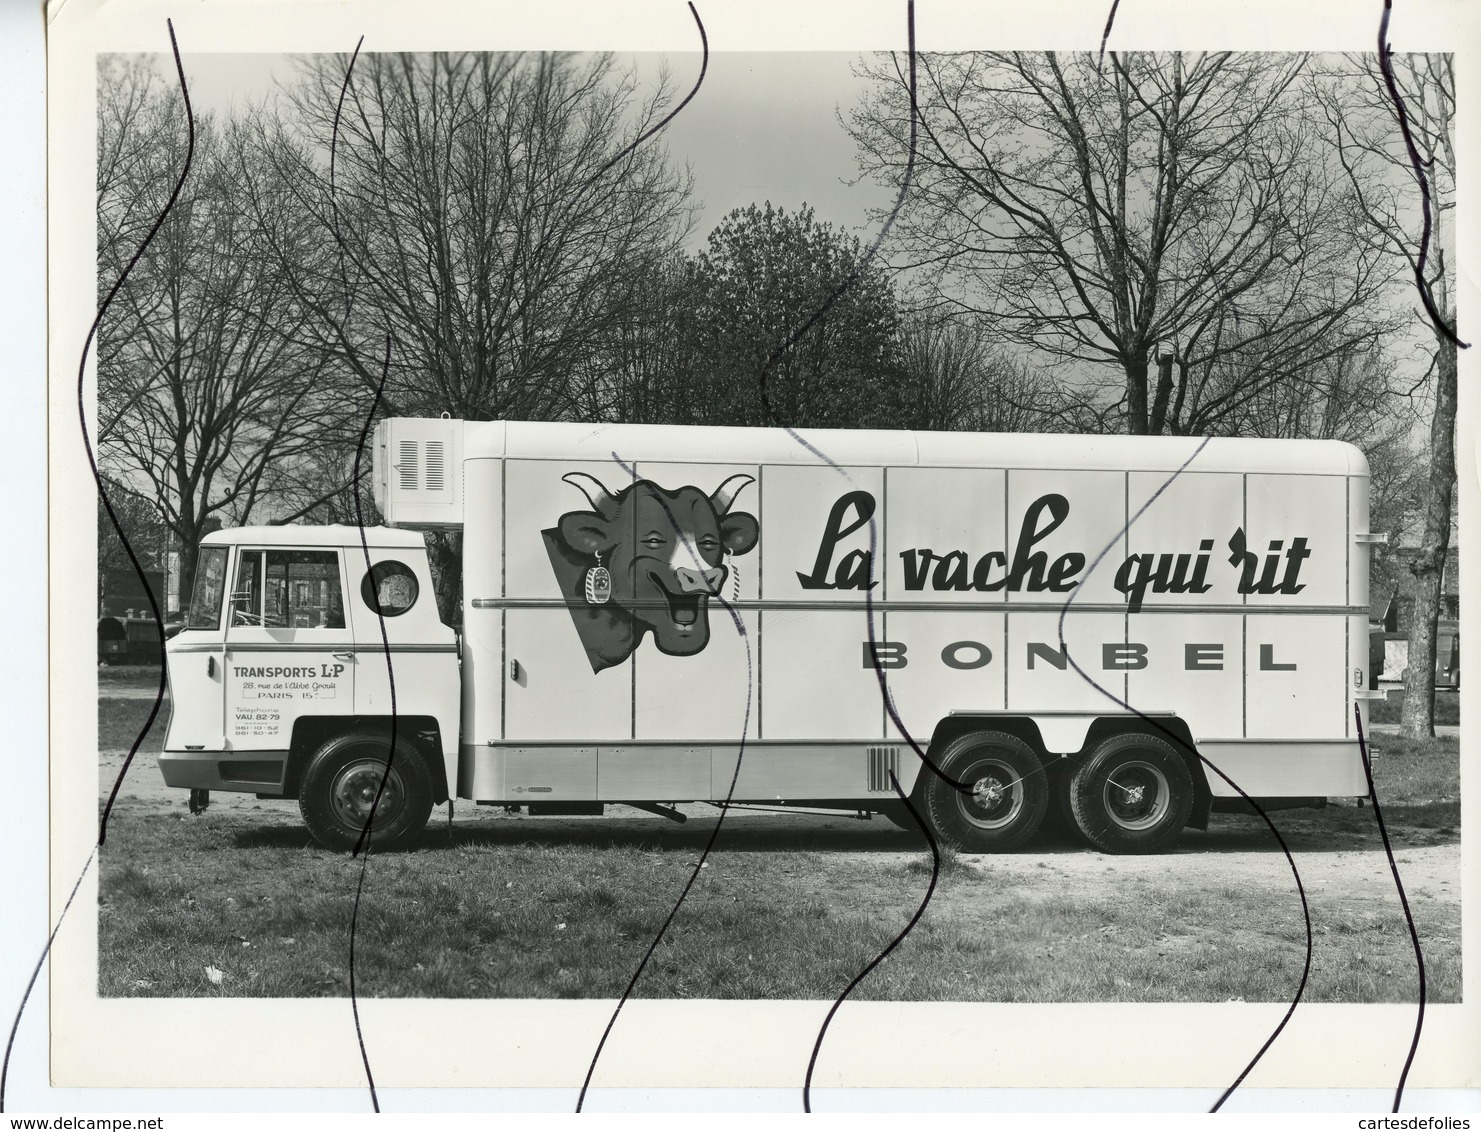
[710, 474, 755, 515]
[562, 472, 619, 517]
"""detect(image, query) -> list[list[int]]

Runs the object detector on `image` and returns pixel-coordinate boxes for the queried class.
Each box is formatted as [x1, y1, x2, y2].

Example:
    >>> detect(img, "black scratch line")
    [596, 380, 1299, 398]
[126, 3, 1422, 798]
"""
[1377, 0, 1468, 349]
[575, 450, 755, 1113]
[345, 334, 398, 1114]
[1, 847, 98, 1114]
[90, 20, 195, 844]
[1049, 438, 1316, 1112]
[768, 2, 986, 796]
[328, 39, 400, 1114]
[761, 2, 983, 1107]
[2, 18, 193, 1115]
[584, 2, 708, 190]
[1354, 705, 1426, 1111]
[751, 0, 957, 801]
[755, 0, 917, 441]
[1097, 0, 1121, 77]
[802, 772, 937, 1112]
[330, 36, 365, 324]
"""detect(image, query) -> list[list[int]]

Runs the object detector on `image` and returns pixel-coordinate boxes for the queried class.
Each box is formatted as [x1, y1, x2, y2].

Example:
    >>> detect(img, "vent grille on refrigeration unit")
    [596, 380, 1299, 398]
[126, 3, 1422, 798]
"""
[397, 439, 419, 491]
[866, 746, 900, 793]
[423, 440, 445, 492]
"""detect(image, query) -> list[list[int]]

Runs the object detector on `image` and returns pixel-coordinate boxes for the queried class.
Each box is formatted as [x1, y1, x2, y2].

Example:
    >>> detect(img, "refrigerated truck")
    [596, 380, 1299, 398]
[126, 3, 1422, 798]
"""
[158, 418, 1382, 854]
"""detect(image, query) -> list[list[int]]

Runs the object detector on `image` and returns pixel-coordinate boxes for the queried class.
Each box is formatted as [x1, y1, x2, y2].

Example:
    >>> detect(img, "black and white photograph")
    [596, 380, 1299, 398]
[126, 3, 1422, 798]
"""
[18, 0, 1480, 1112]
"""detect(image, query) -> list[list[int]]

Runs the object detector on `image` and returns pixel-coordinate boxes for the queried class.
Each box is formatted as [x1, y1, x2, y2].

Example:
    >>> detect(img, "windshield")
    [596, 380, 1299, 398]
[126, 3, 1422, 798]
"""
[186, 546, 228, 630]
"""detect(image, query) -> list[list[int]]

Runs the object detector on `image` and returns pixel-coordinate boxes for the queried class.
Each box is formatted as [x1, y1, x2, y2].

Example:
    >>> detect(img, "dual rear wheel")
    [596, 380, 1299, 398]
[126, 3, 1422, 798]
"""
[918, 729, 1193, 854]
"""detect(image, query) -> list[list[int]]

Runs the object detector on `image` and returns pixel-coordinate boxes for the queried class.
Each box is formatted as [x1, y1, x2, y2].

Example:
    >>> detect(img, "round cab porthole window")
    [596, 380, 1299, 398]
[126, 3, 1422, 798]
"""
[361, 561, 419, 616]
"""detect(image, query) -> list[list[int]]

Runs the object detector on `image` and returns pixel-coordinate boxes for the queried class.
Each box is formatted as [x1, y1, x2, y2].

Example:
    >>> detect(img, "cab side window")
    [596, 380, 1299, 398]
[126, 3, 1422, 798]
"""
[232, 550, 345, 628]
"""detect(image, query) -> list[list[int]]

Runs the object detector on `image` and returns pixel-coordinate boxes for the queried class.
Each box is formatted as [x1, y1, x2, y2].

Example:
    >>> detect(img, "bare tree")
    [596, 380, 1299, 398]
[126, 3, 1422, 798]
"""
[567, 253, 702, 425]
[896, 311, 1104, 433]
[1320, 53, 1459, 736]
[263, 51, 694, 422]
[96, 478, 169, 613]
[851, 51, 1395, 435]
[96, 56, 351, 600]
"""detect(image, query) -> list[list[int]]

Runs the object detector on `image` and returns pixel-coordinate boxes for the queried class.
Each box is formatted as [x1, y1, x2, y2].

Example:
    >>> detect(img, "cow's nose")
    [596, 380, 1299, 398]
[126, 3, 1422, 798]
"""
[674, 565, 725, 595]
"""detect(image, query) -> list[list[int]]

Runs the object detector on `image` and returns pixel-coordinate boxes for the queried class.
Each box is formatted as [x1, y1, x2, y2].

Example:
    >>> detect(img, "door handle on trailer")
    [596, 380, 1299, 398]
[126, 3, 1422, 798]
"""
[333, 651, 355, 661]
[207, 656, 216, 678]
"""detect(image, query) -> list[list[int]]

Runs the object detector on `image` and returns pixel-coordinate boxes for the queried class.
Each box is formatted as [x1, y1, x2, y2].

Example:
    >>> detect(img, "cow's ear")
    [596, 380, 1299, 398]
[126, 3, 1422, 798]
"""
[720, 512, 759, 555]
[559, 512, 615, 556]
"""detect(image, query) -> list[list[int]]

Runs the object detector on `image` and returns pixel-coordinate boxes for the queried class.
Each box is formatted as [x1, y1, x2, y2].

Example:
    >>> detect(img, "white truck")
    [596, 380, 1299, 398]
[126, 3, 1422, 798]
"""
[160, 418, 1380, 854]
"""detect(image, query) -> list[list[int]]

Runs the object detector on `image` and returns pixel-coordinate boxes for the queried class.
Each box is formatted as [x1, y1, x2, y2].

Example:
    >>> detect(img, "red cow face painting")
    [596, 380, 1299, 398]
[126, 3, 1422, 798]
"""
[542, 472, 760, 672]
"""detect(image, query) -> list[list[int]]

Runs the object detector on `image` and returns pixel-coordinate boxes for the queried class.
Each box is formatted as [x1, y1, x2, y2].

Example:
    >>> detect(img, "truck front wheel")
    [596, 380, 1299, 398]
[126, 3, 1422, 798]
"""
[923, 731, 1048, 852]
[1069, 732, 1193, 854]
[298, 733, 434, 853]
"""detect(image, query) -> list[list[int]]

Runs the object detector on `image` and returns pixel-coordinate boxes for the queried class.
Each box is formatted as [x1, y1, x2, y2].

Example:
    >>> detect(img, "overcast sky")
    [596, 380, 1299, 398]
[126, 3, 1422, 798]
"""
[179, 51, 899, 251]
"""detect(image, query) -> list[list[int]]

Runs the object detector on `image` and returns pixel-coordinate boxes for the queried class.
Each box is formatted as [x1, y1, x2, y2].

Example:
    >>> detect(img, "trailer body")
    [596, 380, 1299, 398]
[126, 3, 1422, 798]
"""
[160, 419, 1378, 852]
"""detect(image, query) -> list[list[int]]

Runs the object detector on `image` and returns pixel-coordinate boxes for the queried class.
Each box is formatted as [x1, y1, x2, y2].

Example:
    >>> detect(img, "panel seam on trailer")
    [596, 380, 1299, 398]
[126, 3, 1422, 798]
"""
[500, 455, 507, 743]
[208, 643, 457, 654]
[1346, 469, 1353, 739]
[757, 463, 764, 742]
[475, 454, 1354, 477]
[1004, 467, 1011, 709]
[1123, 469, 1130, 707]
[467, 734, 1359, 748]
[881, 464, 888, 741]
[466, 598, 1366, 616]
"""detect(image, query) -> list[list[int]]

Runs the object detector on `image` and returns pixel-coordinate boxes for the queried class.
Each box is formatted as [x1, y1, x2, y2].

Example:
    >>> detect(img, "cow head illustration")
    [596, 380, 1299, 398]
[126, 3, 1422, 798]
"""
[542, 472, 760, 672]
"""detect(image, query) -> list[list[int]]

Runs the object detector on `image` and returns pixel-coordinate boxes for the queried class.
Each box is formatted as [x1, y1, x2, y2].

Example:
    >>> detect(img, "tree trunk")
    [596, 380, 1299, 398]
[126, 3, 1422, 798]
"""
[1125, 352, 1151, 434]
[1149, 351, 1176, 435]
[176, 538, 200, 618]
[1399, 333, 1457, 738]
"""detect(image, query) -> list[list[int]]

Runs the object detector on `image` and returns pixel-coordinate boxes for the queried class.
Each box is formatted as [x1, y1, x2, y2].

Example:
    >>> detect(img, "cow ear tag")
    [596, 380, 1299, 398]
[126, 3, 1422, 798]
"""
[584, 552, 612, 605]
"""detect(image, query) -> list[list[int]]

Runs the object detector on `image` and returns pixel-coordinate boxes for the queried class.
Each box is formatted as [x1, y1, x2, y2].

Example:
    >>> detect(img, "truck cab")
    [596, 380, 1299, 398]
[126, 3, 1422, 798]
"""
[160, 525, 460, 850]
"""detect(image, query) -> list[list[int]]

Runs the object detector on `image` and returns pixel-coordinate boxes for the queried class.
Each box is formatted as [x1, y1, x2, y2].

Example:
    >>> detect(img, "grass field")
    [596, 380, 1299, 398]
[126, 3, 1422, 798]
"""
[1367, 690, 1460, 726]
[97, 690, 1461, 1004]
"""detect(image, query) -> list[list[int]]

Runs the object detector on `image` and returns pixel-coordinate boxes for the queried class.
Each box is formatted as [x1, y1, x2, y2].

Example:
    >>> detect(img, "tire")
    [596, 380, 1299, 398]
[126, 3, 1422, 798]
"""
[922, 730, 1048, 852]
[1069, 732, 1193, 854]
[298, 732, 434, 853]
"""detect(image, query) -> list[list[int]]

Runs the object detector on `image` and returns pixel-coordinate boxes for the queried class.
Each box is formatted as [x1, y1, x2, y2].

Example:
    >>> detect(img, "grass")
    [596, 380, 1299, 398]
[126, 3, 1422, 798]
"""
[99, 692, 168, 752]
[1362, 733, 1462, 814]
[1368, 691, 1460, 727]
[97, 663, 165, 684]
[97, 808, 1460, 1003]
[98, 691, 1460, 1004]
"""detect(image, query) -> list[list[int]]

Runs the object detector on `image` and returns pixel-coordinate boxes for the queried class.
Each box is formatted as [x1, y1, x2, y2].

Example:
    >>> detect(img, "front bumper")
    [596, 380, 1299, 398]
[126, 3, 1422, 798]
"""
[159, 750, 289, 795]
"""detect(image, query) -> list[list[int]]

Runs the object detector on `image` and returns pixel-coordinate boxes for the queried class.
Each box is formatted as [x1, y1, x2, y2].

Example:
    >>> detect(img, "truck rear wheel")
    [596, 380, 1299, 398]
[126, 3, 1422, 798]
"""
[298, 733, 433, 853]
[923, 731, 1048, 852]
[1069, 732, 1193, 854]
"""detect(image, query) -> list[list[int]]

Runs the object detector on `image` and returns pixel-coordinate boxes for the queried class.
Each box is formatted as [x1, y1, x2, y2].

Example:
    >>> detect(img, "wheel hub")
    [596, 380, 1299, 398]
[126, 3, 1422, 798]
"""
[957, 758, 1022, 829]
[1103, 760, 1170, 830]
[331, 761, 402, 828]
[974, 777, 1005, 805]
